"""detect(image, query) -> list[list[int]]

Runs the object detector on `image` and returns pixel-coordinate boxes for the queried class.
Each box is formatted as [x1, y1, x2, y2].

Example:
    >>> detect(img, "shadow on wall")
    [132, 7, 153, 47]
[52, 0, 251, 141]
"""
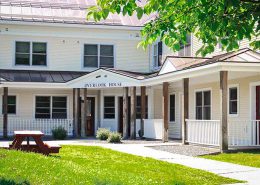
[0, 178, 30, 185]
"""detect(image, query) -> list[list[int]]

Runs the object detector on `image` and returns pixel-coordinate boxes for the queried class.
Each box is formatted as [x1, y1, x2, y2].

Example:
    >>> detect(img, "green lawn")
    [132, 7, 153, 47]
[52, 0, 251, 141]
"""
[0, 145, 241, 185]
[202, 150, 260, 168]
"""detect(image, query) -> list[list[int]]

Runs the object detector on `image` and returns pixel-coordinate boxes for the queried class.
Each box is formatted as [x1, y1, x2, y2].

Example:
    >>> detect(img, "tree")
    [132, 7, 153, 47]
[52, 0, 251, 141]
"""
[87, 0, 259, 56]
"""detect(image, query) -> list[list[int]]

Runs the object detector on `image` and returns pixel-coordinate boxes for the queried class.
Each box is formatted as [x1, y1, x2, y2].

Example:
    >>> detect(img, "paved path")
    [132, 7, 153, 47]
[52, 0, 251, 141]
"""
[2, 139, 260, 184]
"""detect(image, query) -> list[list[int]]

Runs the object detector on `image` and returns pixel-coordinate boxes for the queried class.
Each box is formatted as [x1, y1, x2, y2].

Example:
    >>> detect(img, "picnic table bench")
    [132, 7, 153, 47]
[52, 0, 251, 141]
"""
[0, 131, 61, 155]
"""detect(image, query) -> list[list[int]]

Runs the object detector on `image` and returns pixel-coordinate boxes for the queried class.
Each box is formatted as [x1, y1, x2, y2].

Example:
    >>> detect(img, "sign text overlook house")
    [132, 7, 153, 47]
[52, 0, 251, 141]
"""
[85, 82, 123, 88]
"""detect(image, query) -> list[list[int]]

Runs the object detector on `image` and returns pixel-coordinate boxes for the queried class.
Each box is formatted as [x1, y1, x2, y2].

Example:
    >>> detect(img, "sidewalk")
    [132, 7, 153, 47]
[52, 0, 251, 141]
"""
[46, 140, 260, 185]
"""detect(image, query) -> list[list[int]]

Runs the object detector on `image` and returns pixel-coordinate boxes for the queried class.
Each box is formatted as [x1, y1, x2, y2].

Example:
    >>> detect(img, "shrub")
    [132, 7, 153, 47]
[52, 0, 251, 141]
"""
[107, 132, 122, 143]
[96, 128, 111, 140]
[52, 126, 67, 140]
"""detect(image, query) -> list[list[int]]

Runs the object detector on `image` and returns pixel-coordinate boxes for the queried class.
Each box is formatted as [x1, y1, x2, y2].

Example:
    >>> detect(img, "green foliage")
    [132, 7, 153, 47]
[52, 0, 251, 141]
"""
[0, 146, 241, 184]
[87, 0, 259, 56]
[107, 132, 122, 143]
[96, 128, 111, 140]
[52, 126, 67, 140]
[202, 150, 260, 168]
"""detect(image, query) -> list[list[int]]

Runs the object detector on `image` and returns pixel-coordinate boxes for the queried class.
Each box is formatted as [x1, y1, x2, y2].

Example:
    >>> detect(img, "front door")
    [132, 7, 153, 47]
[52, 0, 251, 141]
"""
[256, 86, 260, 120]
[85, 97, 95, 136]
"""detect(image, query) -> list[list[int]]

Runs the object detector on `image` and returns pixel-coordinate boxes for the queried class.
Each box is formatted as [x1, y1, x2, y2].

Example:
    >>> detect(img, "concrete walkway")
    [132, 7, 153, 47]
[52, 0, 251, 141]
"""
[45, 140, 260, 185]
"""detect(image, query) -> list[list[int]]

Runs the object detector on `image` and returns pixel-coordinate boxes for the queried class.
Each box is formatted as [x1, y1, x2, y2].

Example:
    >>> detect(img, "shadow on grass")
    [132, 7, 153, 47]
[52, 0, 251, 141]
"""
[0, 178, 30, 185]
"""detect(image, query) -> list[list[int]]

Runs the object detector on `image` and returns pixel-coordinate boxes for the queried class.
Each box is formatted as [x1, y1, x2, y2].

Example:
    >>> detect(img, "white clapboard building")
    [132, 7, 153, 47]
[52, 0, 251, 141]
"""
[0, 0, 260, 150]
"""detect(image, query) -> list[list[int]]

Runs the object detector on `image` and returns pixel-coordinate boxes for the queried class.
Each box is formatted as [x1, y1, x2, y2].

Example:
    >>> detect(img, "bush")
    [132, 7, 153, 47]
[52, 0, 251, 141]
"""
[96, 128, 111, 140]
[107, 132, 122, 143]
[52, 126, 67, 140]
[138, 129, 144, 138]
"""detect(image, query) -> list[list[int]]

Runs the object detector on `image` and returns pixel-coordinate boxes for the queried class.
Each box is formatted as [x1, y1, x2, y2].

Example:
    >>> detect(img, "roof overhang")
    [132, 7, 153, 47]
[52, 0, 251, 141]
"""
[0, 20, 143, 31]
[67, 68, 141, 88]
[142, 62, 260, 86]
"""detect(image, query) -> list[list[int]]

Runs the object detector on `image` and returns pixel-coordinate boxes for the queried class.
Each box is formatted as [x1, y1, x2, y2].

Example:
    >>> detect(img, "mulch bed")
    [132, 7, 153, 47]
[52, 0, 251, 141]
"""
[148, 144, 220, 156]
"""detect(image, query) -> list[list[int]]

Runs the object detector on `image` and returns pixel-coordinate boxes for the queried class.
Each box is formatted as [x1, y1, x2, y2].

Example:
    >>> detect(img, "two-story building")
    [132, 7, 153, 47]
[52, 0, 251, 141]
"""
[0, 0, 259, 151]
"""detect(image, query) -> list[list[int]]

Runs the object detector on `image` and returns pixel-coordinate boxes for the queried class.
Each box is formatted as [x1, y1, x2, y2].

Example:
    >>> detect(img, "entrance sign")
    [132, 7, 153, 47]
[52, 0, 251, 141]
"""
[85, 82, 122, 88]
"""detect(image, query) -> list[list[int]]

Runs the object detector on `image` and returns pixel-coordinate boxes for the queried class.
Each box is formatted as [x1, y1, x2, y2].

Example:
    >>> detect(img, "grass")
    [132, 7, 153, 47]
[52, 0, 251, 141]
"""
[202, 150, 260, 168]
[0, 145, 241, 185]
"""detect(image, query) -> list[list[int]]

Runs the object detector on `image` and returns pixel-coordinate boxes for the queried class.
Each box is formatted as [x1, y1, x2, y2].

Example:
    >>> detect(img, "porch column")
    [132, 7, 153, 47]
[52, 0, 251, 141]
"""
[162, 82, 169, 142]
[73, 88, 77, 137]
[123, 87, 129, 139]
[3, 87, 8, 138]
[130, 86, 136, 139]
[77, 88, 81, 137]
[74, 88, 81, 137]
[182, 78, 189, 144]
[140, 86, 146, 137]
[220, 71, 228, 152]
[82, 88, 87, 137]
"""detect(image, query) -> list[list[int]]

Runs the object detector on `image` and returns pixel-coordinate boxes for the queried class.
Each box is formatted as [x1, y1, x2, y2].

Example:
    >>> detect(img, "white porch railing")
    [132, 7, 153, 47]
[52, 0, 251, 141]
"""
[186, 119, 260, 147]
[0, 118, 73, 136]
[186, 119, 220, 146]
[229, 120, 260, 146]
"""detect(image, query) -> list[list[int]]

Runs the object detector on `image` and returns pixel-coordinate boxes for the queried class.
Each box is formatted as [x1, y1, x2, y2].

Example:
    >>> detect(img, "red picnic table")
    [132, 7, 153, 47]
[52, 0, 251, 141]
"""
[6, 131, 61, 155]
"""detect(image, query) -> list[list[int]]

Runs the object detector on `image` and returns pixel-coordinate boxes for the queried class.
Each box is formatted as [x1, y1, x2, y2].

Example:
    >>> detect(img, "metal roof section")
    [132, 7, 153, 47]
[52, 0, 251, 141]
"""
[0, 0, 154, 27]
[0, 69, 88, 83]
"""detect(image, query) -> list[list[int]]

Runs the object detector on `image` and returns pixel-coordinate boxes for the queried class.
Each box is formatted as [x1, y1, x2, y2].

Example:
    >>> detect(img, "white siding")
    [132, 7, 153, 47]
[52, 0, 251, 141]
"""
[0, 24, 149, 72]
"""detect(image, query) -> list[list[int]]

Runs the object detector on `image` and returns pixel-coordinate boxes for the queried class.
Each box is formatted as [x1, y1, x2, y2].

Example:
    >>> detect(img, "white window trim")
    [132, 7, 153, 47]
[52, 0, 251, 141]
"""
[228, 84, 239, 117]
[82, 43, 116, 70]
[33, 95, 69, 119]
[13, 40, 49, 69]
[169, 93, 176, 123]
[152, 42, 162, 70]
[1, 94, 19, 116]
[178, 34, 192, 57]
[103, 96, 116, 119]
[194, 88, 212, 120]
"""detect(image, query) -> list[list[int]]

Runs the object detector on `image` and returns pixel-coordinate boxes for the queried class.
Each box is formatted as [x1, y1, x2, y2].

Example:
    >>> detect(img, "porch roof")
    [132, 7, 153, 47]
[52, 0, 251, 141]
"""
[0, 69, 88, 83]
[159, 48, 260, 75]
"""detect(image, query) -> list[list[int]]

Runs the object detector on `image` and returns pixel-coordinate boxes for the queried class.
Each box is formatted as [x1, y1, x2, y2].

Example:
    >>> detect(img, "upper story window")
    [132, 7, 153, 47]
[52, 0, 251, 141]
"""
[196, 90, 211, 120]
[178, 35, 191, 56]
[153, 41, 163, 69]
[15, 41, 47, 66]
[84, 44, 114, 68]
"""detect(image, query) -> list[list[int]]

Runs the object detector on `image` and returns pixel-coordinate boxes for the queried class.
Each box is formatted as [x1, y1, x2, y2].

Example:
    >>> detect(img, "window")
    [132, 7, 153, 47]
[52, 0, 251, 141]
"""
[84, 44, 114, 68]
[229, 87, 238, 115]
[2, 96, 16, 114]
[15, 41, 47, 66]
[136, 96, 148, 119]
[104, 96, 115, 119]
[35, 96, 67, 119]
[196, 90, 211, 120]
[178, 35, 191, 56]
[169, 94, 175, 122]
[52, 97, 67, 119]
[153, 41, 163, 68]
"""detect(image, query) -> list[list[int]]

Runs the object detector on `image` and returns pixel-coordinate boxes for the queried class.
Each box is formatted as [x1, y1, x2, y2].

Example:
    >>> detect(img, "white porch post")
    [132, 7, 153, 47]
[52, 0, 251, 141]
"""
[220, 71, 228, 152]
[82, 88, 87, 137]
